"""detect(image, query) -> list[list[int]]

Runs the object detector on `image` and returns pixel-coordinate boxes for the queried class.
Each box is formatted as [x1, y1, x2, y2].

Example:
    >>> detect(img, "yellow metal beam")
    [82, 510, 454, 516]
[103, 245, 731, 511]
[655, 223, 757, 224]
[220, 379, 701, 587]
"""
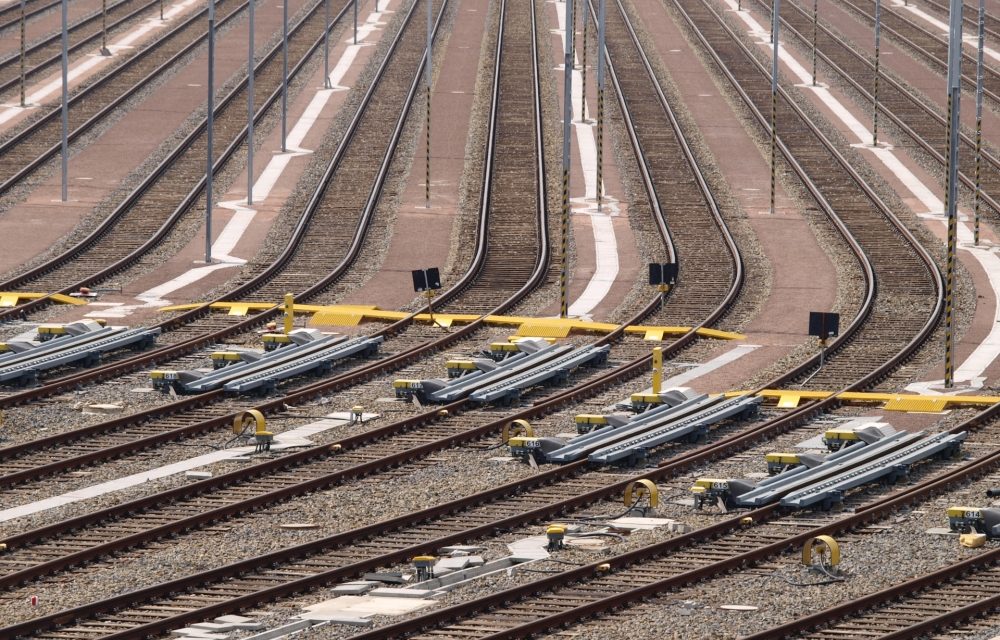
[0, 292, 87, 307]
[723, 388, 1000, 412]
[159, 302, 745, 341]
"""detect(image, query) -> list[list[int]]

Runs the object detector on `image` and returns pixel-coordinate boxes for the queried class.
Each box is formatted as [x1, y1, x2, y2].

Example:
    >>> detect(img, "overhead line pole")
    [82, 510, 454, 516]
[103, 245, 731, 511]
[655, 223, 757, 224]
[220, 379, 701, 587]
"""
[973, 0, 984, 245]
[61, 0, 68, 202]
[596, 0, 605, 211]
[323, 0, 332, 88]
[769, 0, 779, 215]
[811, 0, 816, 86]
[873, 0, 880, 146]
[247, 0, 255, 205]
[425, 0, 431, 208]
[561, 0, 574, 318]
[943, 0, 963, 388]
[20, 0, 26, 106]
[580, 1, 586, 122]
[281, 0, 288, 152]
[206, 0, 216, 264]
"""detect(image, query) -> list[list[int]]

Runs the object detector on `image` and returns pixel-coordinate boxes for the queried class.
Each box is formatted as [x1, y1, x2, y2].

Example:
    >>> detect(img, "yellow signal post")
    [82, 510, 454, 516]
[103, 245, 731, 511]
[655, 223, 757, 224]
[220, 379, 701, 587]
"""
[652, 347, 663, 394]
[283, 293, 294, 334]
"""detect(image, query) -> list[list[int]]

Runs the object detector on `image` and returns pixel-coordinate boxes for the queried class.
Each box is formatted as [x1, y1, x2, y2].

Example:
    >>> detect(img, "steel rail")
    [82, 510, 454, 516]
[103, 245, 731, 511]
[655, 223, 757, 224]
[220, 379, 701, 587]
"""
[756, 0, 1000, 217]
[0, 0, 455, 480]
[0, 0, 338, 305]
[0, 1, 747, 633]
[0, 0, 159, 96]
[0, 0, 251, 200]
[836, 0, 1000, 107]
[0, 0, 66, 31]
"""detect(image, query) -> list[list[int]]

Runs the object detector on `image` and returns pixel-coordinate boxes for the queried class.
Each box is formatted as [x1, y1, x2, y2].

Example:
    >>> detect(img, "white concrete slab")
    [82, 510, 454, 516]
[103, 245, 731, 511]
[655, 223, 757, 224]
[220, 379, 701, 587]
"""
[300, 594, 434, 618]
[659, 343, 760, 388]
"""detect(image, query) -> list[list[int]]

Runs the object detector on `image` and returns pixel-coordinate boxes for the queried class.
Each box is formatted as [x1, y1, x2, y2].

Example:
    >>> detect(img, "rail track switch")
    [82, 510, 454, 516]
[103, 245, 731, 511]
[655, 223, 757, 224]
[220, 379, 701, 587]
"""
[575, 414, 609, 434]
[690, 478, 755, 510]
[254, 431, 274, 453]
[262, 333, 292, 351]
[546, 524, 567, 551]
[211, 351, 243, 369]
[947, 507, 1000, 537]
[765, 453, 802, 475]
[412, 556, 436, 581]
[508, 436, 564, 463]
[150, 370, 180, 392]
[350, 406, 364, 425]
[446, 360, 479, 378]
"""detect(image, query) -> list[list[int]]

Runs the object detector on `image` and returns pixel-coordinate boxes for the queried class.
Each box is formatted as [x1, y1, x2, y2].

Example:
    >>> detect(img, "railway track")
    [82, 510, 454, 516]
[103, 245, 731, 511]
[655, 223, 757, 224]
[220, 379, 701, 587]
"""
[838, 0, 1000, 107]
[0, 0, 68, 32]
[0, 0, 250, 195]
[314, 0, 953, 633]
[0, 0, 338, 297]
[745, 531, 1000, 638]
[0, 0, 757, 634]
[0, 0, 459, 485]
[0, 0, 161, 98]
[922, 0, 1000, 41]
[762, 0, 1000, 219]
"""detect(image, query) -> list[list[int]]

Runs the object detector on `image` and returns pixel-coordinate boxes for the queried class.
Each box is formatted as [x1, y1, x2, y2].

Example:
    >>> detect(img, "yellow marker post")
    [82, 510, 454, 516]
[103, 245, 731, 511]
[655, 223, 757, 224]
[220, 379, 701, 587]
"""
[283, 293, 294, 334]
[652, 347, 663, 395]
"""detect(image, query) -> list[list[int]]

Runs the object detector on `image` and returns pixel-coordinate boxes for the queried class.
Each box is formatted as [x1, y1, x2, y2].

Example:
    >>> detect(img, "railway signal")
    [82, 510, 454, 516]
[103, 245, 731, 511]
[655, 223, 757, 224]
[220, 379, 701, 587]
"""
[411, 267, 442, 326]
[648, 262, 676, 312]
[807, 310, 838, 369]
[944, 0, 963, 388]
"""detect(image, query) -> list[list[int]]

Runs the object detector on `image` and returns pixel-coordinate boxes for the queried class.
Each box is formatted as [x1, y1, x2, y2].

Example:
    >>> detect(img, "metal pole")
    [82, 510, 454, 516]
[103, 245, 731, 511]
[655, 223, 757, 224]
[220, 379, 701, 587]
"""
[811, 0, 817, 86]
[580, 4, 586, 123]
[61, 0, 68, 202]
[770, 0, 779, 215]
[561, 0, 574, 318]
[944, 0, 963, 388]
[19, 0, 26, 107]
[323, 0, 331, 88]
[425, 0, 431, 208]
[559, 0, 574, 318]
[281, 0, 287, 152]
[973, 0, 984, 245]
[873, 0, 880, 146]
[206, 0, 215, 264]
[160, 0, 163, 19]
[247, 0, 254, 205]
[354, 0, 358, 44]
[101, 0, 111, 55]
[596, 0, 605, 211]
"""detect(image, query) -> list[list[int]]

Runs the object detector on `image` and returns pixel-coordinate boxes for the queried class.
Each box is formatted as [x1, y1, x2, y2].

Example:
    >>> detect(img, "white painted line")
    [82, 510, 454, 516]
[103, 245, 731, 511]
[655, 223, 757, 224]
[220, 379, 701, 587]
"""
[0, 0, 199, 127]
[640, 344, 760, 389]
[87, 3, 394, 320]
[722, 0, 1000, 393]
[0, 413, 376, 523]
[552, 0, 622, 318]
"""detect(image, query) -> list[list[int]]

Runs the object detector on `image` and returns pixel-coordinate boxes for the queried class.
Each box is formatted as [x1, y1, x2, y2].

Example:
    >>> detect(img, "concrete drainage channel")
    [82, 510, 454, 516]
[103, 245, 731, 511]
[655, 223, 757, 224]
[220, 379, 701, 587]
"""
[175, 517, 685, 639]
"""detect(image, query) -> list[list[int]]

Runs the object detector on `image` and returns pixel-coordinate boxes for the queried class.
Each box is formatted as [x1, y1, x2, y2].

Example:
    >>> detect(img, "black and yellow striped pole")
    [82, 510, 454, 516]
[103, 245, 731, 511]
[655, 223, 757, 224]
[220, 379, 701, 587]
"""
[580, 3, 587, 123]
[19, 0, 25, 107]
[944, 0, 963, 388]
[101, 0, 111, 55]
[425, 0, 432, 209]
[561, 0, 574, 318]
[596, 0, 605, 211]
[770, 0, 780, 216]
[973, 0, 984, 245]
[811, 0, 817, 86]
[872, 0, 880, 146]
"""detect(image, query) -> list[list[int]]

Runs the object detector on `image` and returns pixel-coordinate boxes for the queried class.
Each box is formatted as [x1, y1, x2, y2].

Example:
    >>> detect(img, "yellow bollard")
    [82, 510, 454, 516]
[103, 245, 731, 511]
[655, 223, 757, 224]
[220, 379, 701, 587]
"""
[283, 293, 294, 334]
[652, 347, 663, 394]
